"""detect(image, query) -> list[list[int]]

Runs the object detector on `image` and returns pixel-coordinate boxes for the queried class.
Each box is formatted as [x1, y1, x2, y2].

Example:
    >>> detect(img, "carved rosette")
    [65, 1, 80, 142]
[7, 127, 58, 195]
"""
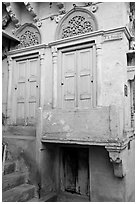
[62, 15, 93, 38]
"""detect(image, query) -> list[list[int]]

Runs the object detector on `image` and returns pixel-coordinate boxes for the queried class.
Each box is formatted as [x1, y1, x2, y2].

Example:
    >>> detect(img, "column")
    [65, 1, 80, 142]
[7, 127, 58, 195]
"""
[7, 56, 13, 125]
[39, 49, 45, 108]
[96, 41, 103, 107]
[52, 46, 58, 108]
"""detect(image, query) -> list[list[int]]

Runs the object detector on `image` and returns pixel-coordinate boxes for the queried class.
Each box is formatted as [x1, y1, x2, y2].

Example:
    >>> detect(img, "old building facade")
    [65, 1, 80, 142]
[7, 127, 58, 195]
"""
[2, 2, 135, 202]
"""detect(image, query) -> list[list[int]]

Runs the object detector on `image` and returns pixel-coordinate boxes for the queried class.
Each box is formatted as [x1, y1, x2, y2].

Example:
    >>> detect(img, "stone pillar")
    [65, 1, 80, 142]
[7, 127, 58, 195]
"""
[96, 42, 103, 106]
[39, 50, 45, 108]
[52, 46, 58, 108]
[7, 56, 13, 125]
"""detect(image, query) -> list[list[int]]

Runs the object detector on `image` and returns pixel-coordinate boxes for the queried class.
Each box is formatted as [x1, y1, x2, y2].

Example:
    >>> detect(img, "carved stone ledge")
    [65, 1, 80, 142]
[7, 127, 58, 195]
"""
[3, 2, 21, 28]
[105, 143, 128, 178]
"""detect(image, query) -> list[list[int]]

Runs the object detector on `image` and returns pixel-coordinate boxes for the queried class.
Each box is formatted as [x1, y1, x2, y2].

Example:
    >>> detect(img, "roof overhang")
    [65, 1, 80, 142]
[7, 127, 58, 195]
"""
[2, 30, 20, 42]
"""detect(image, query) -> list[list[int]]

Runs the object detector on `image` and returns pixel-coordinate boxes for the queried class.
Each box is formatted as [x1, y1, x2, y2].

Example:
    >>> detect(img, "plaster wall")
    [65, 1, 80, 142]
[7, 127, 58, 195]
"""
[101, 34, 131, 128]
[39, 143, 57, 196]
[93, 2, 129, 30]
[125, 140, 135, 201]
[90, 146, 126, 202]
[41, 48, 53, 109]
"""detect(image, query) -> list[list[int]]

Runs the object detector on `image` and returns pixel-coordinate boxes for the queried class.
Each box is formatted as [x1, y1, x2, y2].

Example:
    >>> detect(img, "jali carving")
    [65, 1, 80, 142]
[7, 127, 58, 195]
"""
[16, 30, 39, 49]
[62, 15, 93, 39]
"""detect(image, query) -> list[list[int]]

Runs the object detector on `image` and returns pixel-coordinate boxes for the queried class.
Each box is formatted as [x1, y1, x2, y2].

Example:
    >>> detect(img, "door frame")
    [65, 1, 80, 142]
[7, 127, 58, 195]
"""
[7, 44, 46, 125]
[13, 55, 40, 125]
[58, 144, 90, 201]
[58, 44, 96, 109]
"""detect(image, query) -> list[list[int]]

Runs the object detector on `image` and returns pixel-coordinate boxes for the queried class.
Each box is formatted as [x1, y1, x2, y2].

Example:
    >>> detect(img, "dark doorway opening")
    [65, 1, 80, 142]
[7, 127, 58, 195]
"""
[61, 147, 89, 196]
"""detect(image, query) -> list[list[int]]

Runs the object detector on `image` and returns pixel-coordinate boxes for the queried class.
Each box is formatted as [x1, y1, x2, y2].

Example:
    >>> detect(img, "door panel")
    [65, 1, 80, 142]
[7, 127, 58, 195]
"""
[15, 57, 39, 125]
[16, 60, 27, 124]
[78, 48, 92, 109]
[61, 47, 93, 109]
[62, 52, 76, 109]
[61, 147, 89, 196]
[27, 59, 39, 124]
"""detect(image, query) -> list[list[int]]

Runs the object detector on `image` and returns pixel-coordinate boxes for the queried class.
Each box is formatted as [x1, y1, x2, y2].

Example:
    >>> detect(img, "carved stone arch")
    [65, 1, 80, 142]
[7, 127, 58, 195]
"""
[55, 7, 98, 40]
[15, 23, 41, 49]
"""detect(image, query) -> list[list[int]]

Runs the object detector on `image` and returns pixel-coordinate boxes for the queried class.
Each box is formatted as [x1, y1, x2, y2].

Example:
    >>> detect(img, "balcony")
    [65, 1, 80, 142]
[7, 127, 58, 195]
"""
[40, 106, 127, 146]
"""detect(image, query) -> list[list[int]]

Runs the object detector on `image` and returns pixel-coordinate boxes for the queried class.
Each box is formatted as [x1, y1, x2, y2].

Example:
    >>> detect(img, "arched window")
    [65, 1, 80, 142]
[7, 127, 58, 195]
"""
[15, 23, 41, 49]
[56, 7, 98, 40]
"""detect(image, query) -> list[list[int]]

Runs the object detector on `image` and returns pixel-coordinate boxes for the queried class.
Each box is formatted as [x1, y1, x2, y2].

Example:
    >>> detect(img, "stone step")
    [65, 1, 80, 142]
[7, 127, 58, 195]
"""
[3, 172, 26, 192]
[4, 161, 16, 175]
[2, 184, 36, 202]
[28, 192, 57, 202]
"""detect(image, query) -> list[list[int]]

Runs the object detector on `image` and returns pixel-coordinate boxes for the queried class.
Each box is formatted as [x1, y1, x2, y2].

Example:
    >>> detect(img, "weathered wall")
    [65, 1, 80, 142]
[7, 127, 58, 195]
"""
[90, 146, 126, 202]
[39, 143, 58, 196]
[2, 136, 38, 186]
[125, 139, 135, 201]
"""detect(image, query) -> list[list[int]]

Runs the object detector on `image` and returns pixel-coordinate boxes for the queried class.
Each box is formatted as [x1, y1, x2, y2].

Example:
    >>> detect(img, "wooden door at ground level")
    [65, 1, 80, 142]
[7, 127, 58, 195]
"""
[61, 47, 94, 109]
[14, 56, 39, 125]
[61, 147, 89, 196]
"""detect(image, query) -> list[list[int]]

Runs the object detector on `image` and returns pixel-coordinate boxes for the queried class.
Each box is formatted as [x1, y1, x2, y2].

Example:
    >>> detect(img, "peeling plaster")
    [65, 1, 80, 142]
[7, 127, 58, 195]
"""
[63, 125, 70, 132]
[60, 119, 65, 125]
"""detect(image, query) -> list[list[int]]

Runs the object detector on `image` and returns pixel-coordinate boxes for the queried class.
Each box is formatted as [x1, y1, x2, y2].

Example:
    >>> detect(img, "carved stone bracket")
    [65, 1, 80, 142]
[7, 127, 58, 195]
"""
[24, 2, 42, 27]
[2, 13, 10, 29]
[105, 143, 128, 178]
[3, 2, 21, 28]
[56, 2, 66, 14]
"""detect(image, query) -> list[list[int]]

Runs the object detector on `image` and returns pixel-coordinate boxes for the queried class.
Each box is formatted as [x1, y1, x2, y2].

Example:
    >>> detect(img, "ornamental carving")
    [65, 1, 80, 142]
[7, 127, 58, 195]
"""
[17, 30, 39, 49]
[15, 23, 41, 49]
[62, 15, 93, 39]
[56, 8, 98, 40]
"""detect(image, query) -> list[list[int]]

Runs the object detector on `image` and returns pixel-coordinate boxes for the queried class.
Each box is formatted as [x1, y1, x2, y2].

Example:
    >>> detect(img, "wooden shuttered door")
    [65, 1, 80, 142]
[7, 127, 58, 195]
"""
[61, 46, 94, 109]
[15, 56, 39, 125]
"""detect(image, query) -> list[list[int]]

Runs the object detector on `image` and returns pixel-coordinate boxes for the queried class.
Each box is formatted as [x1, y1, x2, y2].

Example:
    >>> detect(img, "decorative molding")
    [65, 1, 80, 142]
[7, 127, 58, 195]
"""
[55, 7, 98, 40]
[8, 43, 47, 56]
[54, 15, 64, 24]
[3, 2, 21, 28]
[24, 2, 42, 27]
[105, 144, 128, 177]
[51, 26, 132, 48]
[56, 2, 66, 14]
[104, 32, 123, 42]
[15, 23, 41, 49]
[2, 13, 10, 29]
[62, 15, 93, 39]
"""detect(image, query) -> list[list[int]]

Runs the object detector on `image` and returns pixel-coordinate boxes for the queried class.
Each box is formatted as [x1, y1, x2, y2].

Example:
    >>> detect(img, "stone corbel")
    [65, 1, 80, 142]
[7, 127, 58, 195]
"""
[105, 144, 128, 178]
[24, 2, 42, 27]
[2, 13, 10, 29]
[56, 2, 66, 14]
[3, 2, 21, 29]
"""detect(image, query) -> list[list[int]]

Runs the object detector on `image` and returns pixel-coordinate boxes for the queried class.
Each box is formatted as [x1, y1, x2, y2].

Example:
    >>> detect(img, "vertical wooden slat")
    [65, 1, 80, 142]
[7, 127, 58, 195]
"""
[89, 147, 92, 201]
